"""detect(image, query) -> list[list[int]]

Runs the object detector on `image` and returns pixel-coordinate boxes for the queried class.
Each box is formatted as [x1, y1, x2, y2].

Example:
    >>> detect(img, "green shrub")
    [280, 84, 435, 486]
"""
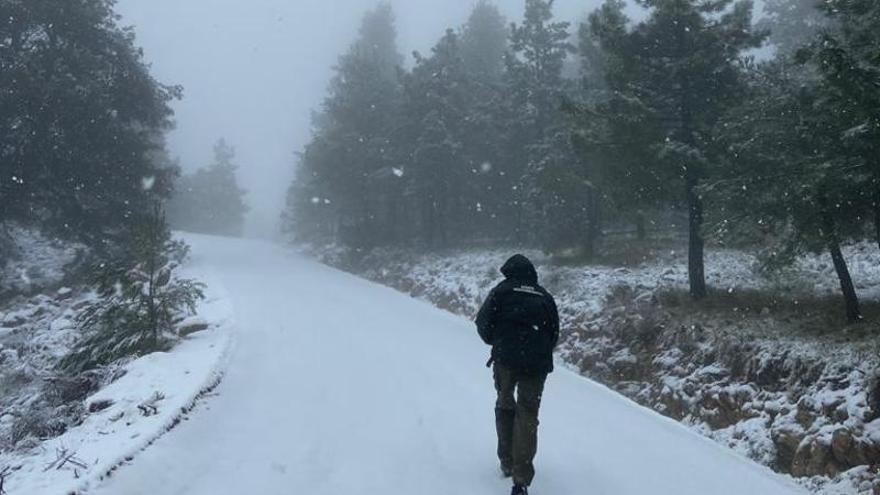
[61, 206, 204, 372]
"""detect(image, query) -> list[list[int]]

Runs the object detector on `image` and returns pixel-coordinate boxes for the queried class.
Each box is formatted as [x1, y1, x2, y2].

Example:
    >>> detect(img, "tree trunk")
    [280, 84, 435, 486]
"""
[635, 211, 647, 242]
[583, 188, 601, 259]
[822, 209, 862, 323]
[873, 187, 880, 252]
[687, 171, 707, 300]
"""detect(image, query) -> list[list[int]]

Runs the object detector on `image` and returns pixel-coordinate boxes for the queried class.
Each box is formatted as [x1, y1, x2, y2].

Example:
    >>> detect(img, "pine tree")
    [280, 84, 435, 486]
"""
[285, 3, 403, 248]
[801, 0, 880, 251]
[455, 2, 512, 243]
[711, 61, 865, 322]
[503, 0, 577, 249]
[461, 1, 508, 83]
[0, 0, 179, 243]
[400, 30, 477, 247]
[587, 0, 765, 299]
[62, 203, 205, 371]
[353, 2, 403, 80]
[506, 0, 573, 141]
[568, 1, 648, 243]
[168, 139, 249, 237]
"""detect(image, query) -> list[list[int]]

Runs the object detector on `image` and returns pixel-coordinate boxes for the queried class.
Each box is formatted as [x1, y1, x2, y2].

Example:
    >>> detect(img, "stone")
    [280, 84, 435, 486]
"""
[178, 318, 210, 337]
[830, 429, 866, 467]
[1, 312, 26, 328]
[795, 402, 816, 430]
[792, 439, 839, 477]
[88, 399, 114, 413]
[772, 428, 803, 473]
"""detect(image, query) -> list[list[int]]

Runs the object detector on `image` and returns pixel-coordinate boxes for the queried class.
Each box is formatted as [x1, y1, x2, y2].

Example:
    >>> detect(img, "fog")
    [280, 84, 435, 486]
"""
[116, 0, 622, 238]
[6, 2, 878, 493]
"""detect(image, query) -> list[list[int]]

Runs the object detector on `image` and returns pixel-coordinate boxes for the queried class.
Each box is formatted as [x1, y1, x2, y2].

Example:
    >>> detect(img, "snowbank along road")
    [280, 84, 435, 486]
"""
[92, 234, 806, 495]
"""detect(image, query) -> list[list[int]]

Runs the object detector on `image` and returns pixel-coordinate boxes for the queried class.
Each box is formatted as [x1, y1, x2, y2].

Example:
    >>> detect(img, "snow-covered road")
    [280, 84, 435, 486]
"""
[92, 234, 805, 495]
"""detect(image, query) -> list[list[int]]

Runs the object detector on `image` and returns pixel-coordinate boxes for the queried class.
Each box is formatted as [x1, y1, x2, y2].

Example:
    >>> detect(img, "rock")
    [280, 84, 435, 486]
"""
[864, 438, 880, 466]
[608, 349, 640, 381]
[178, 318, 210, 337]
[659, 389, 688, 420]
[700, 387, 755, 430]
[772, 428, 803, 473]
[832, 405, 850, 423]
[868, 374, 880, 422]
[792, 439, 840, 477]
[830, 429, 867, 467]
[1, 312, 26, 328]
[795, 401, 816, 430]
[88, 399, 114, 413]
[56, 287, 74, 300]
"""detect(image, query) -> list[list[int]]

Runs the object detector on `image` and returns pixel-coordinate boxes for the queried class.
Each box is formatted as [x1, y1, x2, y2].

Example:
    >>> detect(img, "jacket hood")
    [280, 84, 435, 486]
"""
[500, 254, 538, 284]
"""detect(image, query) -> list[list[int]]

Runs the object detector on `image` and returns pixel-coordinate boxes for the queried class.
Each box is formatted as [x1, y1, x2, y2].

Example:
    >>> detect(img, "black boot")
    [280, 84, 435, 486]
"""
[511, 484, 528, 495]
[500, 464, 513, 478]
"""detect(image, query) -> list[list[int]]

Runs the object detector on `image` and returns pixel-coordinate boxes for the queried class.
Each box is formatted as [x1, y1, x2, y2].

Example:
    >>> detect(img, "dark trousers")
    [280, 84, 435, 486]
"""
[493, 363, 547, 487]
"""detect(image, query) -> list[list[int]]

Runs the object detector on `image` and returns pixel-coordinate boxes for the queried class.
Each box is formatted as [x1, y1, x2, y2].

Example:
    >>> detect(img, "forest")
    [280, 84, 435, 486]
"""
[1, 1, 880, 493]
[0, 1, 246, 371]
[284, 0, 880, 323]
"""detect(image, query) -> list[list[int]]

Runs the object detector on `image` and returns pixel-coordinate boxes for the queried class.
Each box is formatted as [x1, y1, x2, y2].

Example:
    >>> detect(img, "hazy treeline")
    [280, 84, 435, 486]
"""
[0, 1, 248, 249]
[167, 139, 249, 237]
[285, 0, 879, 321]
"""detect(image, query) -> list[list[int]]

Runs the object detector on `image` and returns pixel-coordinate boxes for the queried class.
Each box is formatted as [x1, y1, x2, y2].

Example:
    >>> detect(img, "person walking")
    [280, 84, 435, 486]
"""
[476, 254, 560, 495]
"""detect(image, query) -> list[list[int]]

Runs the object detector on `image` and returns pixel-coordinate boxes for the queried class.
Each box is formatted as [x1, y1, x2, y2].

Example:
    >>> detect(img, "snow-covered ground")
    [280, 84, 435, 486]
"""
[307, 243, 880, 494]
[87, 235, 805, 495]
[0, 225, 83, 298]
[0, 235, 233, 495]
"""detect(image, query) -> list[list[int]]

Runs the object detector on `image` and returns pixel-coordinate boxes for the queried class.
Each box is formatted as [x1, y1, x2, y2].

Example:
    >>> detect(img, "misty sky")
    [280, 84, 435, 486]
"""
[115, 0, 632, 238]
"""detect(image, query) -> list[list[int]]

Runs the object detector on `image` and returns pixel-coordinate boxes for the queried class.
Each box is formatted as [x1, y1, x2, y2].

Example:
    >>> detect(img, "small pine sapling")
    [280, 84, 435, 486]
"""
[61, 205, 204, 372]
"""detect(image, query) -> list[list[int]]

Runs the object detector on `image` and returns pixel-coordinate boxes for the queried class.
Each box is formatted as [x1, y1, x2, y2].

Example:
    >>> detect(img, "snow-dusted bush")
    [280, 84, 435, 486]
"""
[61, 208, 204, 372]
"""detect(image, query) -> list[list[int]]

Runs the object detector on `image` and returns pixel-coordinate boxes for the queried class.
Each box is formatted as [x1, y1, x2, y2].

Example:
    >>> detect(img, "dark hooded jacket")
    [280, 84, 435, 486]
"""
[475, 254, 560, 375]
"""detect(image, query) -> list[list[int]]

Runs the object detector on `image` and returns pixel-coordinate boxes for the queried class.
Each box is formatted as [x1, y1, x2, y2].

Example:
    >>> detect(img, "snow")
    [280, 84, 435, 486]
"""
[0, 225, 82, 296]
[302, 244, 880, 493]
[0, 250, 233, 495]
[88, 234, 805, 495]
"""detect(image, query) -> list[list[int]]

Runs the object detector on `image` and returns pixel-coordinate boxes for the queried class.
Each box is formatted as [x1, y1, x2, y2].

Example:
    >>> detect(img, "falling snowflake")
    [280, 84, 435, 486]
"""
[142, 176, 156, 191]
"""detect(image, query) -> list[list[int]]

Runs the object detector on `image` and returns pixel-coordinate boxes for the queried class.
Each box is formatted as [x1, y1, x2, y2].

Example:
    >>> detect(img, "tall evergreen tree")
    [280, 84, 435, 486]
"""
[587, 0, 765, 298]
[506, 0, 573, 141]
[353, 2, 403, 79]
[712, 61, 865, 322]
[503, 0, 577, 249]
[0, 0, 179, 243]
[461, 1, 508, 83]
[285, 3, 403, 248]
[456, 2, 512, 243]
[801, 0, 880, 250]
[168, 139, 249, 237]
[401, 30, 466, 247]
[568, 1, 652, 243]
